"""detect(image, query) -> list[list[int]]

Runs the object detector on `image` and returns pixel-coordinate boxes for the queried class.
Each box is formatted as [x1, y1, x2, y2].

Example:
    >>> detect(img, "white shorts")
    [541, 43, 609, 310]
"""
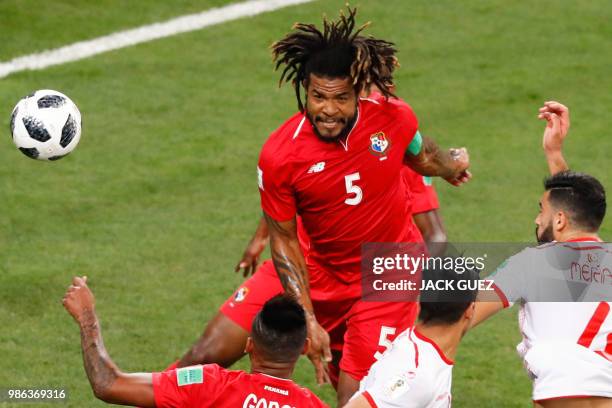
[523, 342, 612, 402]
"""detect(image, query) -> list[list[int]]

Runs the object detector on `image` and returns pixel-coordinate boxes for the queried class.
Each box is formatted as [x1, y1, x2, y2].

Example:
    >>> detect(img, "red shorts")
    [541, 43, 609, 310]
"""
[220, 260, 417, 381]
[220, 260, 284, 332]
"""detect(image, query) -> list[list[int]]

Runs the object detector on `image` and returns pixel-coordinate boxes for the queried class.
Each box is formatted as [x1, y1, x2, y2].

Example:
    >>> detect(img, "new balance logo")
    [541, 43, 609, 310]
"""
[307, 162, 325, 173]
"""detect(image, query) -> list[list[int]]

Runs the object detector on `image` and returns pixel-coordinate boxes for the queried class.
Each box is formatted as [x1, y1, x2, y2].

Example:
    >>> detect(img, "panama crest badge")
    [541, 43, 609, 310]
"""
[234, 287, 249, 303]
[369, 132, 391, 158]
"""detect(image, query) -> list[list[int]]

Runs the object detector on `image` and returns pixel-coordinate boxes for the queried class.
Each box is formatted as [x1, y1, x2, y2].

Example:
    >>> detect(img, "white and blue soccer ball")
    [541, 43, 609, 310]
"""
[9, 90, 82, 161]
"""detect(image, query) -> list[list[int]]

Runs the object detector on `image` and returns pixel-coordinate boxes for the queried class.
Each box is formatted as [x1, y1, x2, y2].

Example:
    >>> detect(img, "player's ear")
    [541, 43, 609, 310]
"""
[554, 210, 568, 232]
[302, 338, 311, 355]
[245, 337, 254, 354]
[465, 302, 476, 321]
[463, 302, 476, 335]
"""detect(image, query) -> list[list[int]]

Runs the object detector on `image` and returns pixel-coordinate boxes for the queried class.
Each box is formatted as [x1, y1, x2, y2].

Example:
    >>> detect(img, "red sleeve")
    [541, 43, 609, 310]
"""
[365, 94, 419, 146]
[402, 167, 440, 214]
[152, 365, 225, 408]
[303, 391, 330, 407]
[389, 97, 419, 145]
[258, 141, 297, 222]
[492, 283, 510, 308]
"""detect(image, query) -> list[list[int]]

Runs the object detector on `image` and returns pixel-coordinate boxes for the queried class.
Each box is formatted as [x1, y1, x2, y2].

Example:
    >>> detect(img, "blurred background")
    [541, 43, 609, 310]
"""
[1, 0, 611, 406]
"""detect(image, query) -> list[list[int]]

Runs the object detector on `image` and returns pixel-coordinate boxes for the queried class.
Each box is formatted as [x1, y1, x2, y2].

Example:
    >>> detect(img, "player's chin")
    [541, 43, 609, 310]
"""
[316, 126, 343, 140]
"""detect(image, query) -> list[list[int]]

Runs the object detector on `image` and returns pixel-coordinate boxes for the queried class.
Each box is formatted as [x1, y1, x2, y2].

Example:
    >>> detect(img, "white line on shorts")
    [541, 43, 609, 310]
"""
[0, 0, 314, 79]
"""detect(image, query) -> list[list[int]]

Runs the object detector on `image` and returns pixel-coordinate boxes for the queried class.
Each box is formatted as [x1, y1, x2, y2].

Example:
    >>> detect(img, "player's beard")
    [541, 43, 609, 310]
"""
[306, 110, 358, 144]
[536, 223, 554, 244]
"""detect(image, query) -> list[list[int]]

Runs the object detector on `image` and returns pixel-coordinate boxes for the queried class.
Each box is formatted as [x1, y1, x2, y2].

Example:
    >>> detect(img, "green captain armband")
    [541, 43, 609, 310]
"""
[406, 131, 423, 156]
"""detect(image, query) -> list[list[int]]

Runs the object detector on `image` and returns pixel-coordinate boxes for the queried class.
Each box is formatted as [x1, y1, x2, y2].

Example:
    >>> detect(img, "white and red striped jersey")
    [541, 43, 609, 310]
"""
[490, 237, 612, 400]
[356, 328, 453, 408]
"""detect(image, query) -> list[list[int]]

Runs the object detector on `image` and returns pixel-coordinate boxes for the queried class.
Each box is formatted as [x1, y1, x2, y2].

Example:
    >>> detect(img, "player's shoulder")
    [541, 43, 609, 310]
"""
[256, 376, 327, 407]
[360, 92, 417, 123]
[291, 384, 328, 407]
[264, 112, 305, 148]
[282, 379, 315, 396]
[201, 363, 251, 384]
[259, 112, 305, 166]
[362, 330, 438, 406]
[375, 329, 418, 367]
[533, 241, 557, 250]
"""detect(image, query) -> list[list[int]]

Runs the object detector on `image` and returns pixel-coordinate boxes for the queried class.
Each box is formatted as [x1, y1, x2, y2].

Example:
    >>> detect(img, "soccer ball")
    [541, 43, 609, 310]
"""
[9, 90, 82, 161]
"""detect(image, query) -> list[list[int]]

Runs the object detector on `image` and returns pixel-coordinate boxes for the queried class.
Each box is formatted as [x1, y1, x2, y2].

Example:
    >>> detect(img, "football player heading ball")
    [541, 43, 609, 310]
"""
[258, 7, 470, 405]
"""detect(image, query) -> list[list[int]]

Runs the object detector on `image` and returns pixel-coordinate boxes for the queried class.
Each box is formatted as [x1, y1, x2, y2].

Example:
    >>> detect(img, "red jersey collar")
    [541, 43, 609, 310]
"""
[257, 373, 293, 382]
[412, 328, 454, 366]
[566, 237, 603, 242]
[338, 106, 360, 151]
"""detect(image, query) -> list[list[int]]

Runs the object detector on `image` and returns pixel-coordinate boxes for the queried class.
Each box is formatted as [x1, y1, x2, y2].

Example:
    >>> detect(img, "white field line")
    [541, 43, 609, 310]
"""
[0, 0, 314, 79]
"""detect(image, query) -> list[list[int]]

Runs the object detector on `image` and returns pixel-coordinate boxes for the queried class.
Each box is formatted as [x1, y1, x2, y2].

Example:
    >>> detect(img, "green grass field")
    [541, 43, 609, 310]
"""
[1, 0, 611, 406]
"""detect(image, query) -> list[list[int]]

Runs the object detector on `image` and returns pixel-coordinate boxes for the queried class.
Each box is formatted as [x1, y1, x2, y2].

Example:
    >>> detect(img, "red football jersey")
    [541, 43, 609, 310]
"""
[153, 365, 328, 407]
[258, 94, 422, 284]
[401, 166, 440, 215]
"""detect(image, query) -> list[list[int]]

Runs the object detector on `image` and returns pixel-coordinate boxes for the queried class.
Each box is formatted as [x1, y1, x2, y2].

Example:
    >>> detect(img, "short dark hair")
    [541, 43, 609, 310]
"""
[544, 171, 606, 231]
[251, 295, 307, 362]
[271, 7, 398, 112]
[418, 265, 479, 325]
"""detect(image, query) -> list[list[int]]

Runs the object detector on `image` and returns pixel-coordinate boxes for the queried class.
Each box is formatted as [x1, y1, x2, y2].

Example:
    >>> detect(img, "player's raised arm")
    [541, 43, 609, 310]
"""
[404, 135, 472, 186]
[264, 213, 331, 385]
[538, 100, 570, 175]
[62, 277, 156, 407]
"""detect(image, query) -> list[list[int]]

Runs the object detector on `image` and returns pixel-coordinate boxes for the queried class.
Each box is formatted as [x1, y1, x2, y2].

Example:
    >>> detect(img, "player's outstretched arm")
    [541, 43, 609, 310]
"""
[404, 136, 471, 186]
[263, 212, 331, 385]
[470, 297, 505, 329]
[63, 277, 156, 408]
[538, 101, 570, 175]
[235, 216, 269, 276]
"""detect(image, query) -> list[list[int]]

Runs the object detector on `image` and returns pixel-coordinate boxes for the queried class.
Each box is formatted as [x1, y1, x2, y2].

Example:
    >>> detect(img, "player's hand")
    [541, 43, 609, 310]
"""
[445, 147, 471, 186]
[234, 235, 269, 277]
[62, 276, 95, 324]
[538, 101, 570, 153]
[306, 318, 332, 385]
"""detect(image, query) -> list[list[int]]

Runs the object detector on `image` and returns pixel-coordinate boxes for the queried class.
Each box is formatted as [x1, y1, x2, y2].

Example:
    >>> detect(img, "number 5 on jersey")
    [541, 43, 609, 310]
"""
[374, 326, 397, 360]
[345, 172, 362, 205]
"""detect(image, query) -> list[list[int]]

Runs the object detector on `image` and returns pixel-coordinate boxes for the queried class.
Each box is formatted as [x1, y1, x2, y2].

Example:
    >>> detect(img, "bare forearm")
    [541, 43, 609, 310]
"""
[271, 246, 313, 310]
[78, 311, 155, 407]
[254, 216, 269, 240]
[65, 280, 154, 407]
[470, 296, 505, 329]
[264, 214, 314, 313]
[545, 150, 569, 175]
[405, 136, 456, 179]
[78, 311, 120, 401]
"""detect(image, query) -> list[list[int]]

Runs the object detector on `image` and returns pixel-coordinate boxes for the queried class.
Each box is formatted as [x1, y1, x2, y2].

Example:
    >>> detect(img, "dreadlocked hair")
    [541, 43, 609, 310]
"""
[271, 6, 398, 112]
